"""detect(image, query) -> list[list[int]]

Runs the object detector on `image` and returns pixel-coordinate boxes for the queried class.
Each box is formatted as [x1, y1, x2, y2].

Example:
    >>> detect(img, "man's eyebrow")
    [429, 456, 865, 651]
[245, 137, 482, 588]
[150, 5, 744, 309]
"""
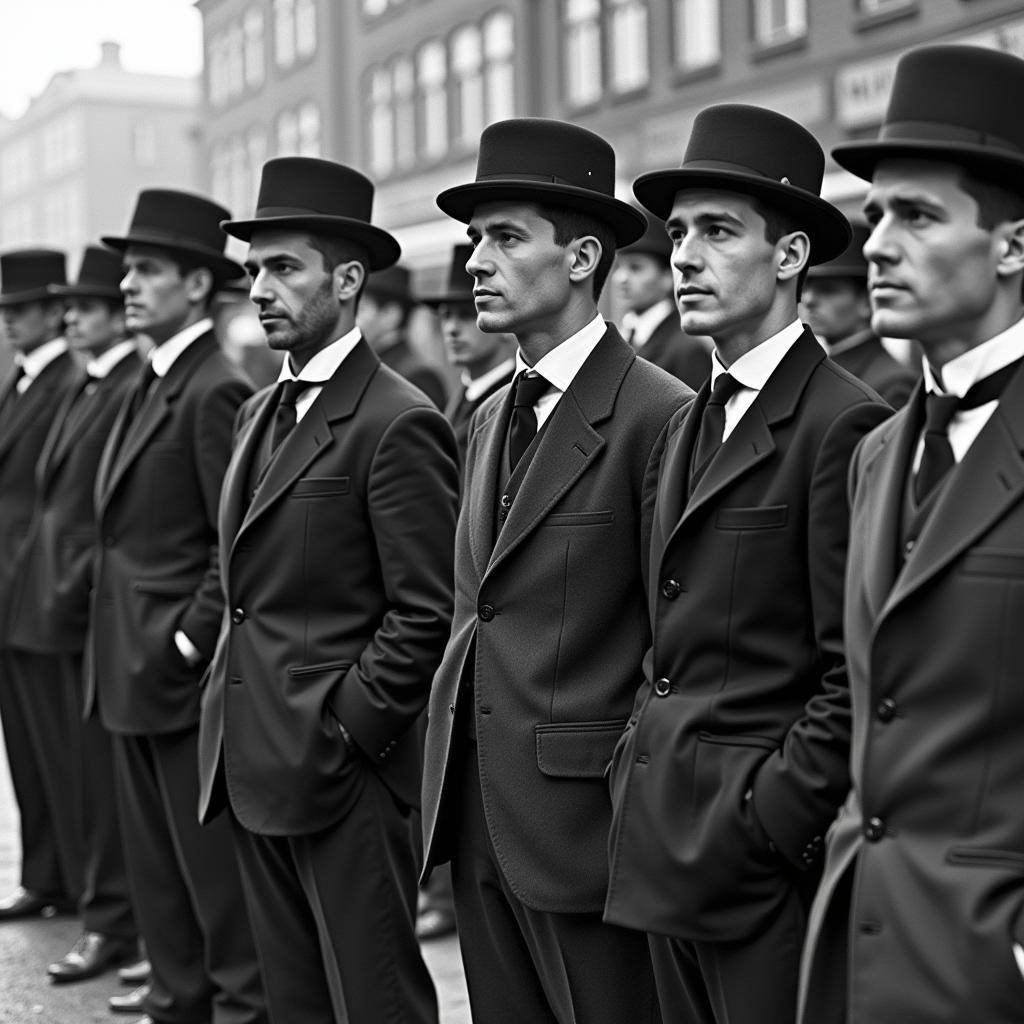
[666, 209, 745, 230]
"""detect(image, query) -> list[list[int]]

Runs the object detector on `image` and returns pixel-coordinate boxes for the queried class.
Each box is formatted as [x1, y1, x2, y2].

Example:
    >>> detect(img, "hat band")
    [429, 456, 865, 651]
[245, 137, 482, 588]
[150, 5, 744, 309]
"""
[880, 119, 1024, 156]
[255, 205, 361, 219]
[476, 170, 606, 192]
[680, 158, 818, 192]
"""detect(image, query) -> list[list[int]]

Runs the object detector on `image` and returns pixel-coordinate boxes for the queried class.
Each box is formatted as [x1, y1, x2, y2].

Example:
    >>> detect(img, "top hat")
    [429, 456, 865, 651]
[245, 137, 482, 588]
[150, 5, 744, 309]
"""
[222, 157, 400, 271]
[51, 245, 124, 301]
[0, 249, 67, 306]
[436, 118, 646, 247]
[421, 244, 475, 307]
[365, 264, 413, 304]
[632, 104, 851, 265]
[833, 44, 1024, 188]
[617, 207, 671, 261]
[103, 189, 243, 282]
[806, 222, 870, 281]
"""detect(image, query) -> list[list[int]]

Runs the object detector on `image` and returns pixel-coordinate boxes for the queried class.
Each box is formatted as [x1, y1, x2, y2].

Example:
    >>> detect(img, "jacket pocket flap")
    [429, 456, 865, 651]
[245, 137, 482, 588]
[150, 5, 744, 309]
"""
[288, 660, 352, 679]
[960, 548, 1024, 578]
[132, 578, 200, 596]
[543, 510, 614, 527]
[536, 720, 627, 778]
[293, 476, 350, 497]
[716, 504, 788, 530]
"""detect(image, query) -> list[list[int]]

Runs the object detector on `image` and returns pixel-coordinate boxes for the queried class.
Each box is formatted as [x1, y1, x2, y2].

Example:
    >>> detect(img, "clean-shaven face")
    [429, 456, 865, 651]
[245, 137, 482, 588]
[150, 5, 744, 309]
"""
[1, 299, 62, 353]
[120, 245, 193, 343]
[65, 298, 125, 356]
[613, 252, 672, 315]
[800, 278, 869, 344]
[438, 300, 509, 374]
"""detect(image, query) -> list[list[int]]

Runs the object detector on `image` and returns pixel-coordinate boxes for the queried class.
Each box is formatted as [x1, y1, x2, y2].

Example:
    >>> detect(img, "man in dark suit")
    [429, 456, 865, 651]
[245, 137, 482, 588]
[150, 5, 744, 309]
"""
[801, 221, 917, 408]
[614, 210, 713, 389]
[198, 156, 459, 1024]
[800, 45, 1024, 1024]
[603, 104, 890, 1024]
[359, 263, 449, 408]
[5, 246, 143, 983]
[0, 249, 81, 921]
[90, 190, 264, 1024]
[420, 118, 691, 1024]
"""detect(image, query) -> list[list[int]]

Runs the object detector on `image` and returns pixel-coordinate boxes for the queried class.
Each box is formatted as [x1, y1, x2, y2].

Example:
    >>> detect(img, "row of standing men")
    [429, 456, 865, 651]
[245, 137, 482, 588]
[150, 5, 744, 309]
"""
[0, 38, 1016, 1024]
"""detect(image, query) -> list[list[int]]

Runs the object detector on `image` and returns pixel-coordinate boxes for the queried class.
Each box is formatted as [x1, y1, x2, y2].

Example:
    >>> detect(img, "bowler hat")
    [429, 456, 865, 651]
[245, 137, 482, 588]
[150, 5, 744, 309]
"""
[806, 222, 870, 281]
[103, 189, 243, 282]
[365, 264, 412, 304]
[421, 244, 475, 307]
[0, 249, 66, 306]
[633, 104, 851, 264]
[833, 45, 1024, 188]
[617, 208, 671, 261]
[222, 157, 401, 271]
[51, 245, 124, 301]
[437, 118, 646, 247]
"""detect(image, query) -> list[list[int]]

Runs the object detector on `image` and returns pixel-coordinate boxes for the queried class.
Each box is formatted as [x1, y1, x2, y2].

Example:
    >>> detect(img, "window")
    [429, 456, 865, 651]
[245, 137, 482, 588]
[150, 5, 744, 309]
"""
[226, 24, 244, 97]
[275, 0, 296, 68]
[41, 115, 82, 178]
[369, 66, 394, 174]
[1, 141, 33, 197]
[208, 33, 228, 106]
[363, 0, 387, 13]
[277, 109, 299, 154]
[674, 0, 720, 70]
[211, 142, 230, 205]
[564, 0, 602, 108]
[483, 11, 515, 123]
[229, 137, 249, 220]
[608, 0, 648, 93]
[453, 25, 484, 146]
[132, 122, 157, 166]
[296, 0, 316, 58]
[393, 58, 416, 168]
[418, 41, 448, 159]
[44, 183, 84, 248]
[246, 129, 267, 194]
[244, 8, 265, 87]
[859, 0, 913, 11]
[753, 0, 807, 47]
[298, 101, 321, 157]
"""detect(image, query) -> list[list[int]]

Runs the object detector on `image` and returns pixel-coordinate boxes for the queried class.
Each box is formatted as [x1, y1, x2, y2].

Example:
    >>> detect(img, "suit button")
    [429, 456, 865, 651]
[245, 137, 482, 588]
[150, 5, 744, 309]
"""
[654, 677, 671, 697]
[478, 604, 495, 622]
[500, 493, 512, 509]
[231, 607, 246, 624]
[876, 697, 897, 722]
[449, 704, 455, 715]
[661, 579, 682, 600]
[864, 817, 886, 842]
[904, 539, 915, 556]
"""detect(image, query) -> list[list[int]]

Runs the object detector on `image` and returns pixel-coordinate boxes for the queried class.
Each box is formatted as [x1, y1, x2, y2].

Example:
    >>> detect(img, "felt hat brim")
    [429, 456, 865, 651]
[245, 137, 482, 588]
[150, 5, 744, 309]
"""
[436, 180, 647, 248]
[100, 230, 245, 282]
[220, 215, 401, 272]
[633, 167, 852, 265]
[832, 139, 1024, 188]
[420, 291, 474, 309]
[0, 286, 64, 307]
[50, 283, 123, 300]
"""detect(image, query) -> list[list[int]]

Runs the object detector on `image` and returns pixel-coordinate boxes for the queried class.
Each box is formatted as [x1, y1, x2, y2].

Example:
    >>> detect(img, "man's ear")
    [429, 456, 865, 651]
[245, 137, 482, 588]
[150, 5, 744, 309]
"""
[776, 231, 810, 284]
[568, 235, 602, 287]
[336, 260, 365, 303]
[183, 266, 215, 306]
[995, 217, 1024, 280]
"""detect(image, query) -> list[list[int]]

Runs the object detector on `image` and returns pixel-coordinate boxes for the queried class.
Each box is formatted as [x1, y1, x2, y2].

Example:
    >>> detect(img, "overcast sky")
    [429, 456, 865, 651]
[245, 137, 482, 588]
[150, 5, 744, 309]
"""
[0, 0, 202, 120]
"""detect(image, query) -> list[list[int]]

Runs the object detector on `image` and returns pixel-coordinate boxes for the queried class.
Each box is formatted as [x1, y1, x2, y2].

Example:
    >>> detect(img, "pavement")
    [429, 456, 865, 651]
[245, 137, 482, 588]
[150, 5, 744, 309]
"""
[0, 737, 471, 1023]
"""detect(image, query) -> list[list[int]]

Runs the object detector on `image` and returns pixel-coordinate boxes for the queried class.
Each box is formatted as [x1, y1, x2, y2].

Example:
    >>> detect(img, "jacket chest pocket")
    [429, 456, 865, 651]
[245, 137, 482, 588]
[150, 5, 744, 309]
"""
[715, 505, 788, 531]
[292, 476, 350, 499]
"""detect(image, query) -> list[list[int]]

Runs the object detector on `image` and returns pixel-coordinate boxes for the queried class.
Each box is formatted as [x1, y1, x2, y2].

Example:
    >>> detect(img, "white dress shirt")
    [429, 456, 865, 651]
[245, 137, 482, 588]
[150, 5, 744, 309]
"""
[86, 340, 138, 379]
[463, 357, 516, 403]
[621, 298, 676, 350]
[710, 320, 804, 441]
[277, 326, 362, 423]
[513, 314, 606, 429]
[14, 336, 69, 394]
[149, 317, 213, 377]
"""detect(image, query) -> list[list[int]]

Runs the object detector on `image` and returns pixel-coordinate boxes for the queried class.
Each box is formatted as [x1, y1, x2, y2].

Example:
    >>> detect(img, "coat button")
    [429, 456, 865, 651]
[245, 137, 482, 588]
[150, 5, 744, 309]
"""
[231, 607, 246, 624]
[876, 697, 897, 722]
[661, 578, 682, 600]
[904, 539, 915, 556]
[864, 816, 886, 842]
[654, 677, 671, 697]
[500, 493, 512, 509]
[478, 604, 495, 622]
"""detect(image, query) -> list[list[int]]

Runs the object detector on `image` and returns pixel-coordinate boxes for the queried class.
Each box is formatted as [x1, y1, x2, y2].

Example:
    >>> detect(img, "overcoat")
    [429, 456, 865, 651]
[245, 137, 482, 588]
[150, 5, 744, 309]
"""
[639, 309, 712, 391]
[605, 329, 890, 941]
[830, 331, 917, 410]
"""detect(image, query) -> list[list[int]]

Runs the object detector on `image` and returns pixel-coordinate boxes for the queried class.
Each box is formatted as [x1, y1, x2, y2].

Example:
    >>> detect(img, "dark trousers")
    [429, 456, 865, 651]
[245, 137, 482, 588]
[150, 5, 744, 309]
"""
[0, 649, 82, 900]
[648, 879, 810, 1024]
[230, 765, 437, 1024]
[450, 742, 660, 1024]
[113, 729, 265, 1024]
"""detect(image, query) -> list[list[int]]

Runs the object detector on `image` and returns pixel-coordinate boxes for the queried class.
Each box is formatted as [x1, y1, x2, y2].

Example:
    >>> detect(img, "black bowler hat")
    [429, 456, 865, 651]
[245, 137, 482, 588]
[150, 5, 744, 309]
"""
[806, 222, 870, 282]
[633, 104, 851, 265]
[51, 245, 124, 301]
[0, 249, 66, 306]
[437, 118, 646, 247]
[365, 264, 412, 303]
[617, 207, 670, 261]
[421, 244, 475, 307]
[103, 189, 243, 282]
[833, 45, 1024, 188]
[222, 157, 400, 271]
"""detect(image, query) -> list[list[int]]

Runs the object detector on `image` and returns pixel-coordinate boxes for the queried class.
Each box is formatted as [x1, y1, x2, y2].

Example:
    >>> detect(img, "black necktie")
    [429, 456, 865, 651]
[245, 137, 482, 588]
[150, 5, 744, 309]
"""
[508, 371, 551, 471]
[123, 361, 158, 426]
[691, 372, 743, 485]
[914, 356, 1024, 502]
[270, 378, 317, 457]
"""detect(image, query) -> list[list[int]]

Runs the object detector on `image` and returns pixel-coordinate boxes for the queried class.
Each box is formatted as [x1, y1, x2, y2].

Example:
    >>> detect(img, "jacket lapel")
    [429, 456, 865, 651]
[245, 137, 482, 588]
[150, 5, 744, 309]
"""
[657, 381, 707, 540]
[0, 351, 75, 465]
[219, 385, 276, 548]
[36, 365, 88, 489]
[465, 390, 513, 579]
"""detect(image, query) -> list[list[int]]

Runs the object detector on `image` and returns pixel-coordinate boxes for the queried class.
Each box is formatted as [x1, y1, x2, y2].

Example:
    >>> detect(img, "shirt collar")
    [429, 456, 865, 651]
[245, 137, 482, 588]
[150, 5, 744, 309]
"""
[278, 326, 362, 383]
[86, 340, 138, 379]
[711, 319, 804, 392]
[621, 298, 676, 348]
[463, 356, 516, 403]
[922, 315, 1024, 397]
[15, 336, 69, 382]
[149, 317, 213, 377]
[514, 314, 606, 393]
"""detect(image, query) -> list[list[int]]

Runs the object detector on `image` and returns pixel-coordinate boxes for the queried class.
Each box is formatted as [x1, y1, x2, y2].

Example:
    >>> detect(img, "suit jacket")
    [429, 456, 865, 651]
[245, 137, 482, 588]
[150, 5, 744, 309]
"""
[379, 335, 448, 410]
[604, 329, 890, 943]
[829, 330, 917, 410]
[444, 367, 515, 469]
[86, 331, 252, 734]
[7, 350, 141, 654]
[197, 339, 459, 835]
[421, 326, 691, 914]
[0, 349, 80, 644]
[800, 369, 1024, 1024]
[637, 309, 712, 391]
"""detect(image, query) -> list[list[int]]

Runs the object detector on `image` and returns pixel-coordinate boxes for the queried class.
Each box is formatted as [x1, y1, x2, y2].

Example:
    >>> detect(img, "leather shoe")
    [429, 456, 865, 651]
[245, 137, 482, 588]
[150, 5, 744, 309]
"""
[416, 906, 457, 941]
[0, 887, 76, 921]
[109, 983, 149, 1014]
[48, 931, 139, 984]
[118, 957, 151, 985]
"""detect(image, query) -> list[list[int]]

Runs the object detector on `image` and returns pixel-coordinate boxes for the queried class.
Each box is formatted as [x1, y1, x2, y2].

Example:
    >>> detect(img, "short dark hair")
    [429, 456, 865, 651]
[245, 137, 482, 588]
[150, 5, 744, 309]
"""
[751, 197, 809, 300]
[306, 234, 370, 305]
[957, 169, 1024, 230]
[535, 205, 617, 300]
[166, 251, 220, 312]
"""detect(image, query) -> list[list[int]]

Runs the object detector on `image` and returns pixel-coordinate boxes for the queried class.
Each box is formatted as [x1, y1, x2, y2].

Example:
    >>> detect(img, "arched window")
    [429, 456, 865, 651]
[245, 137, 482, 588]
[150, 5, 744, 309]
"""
[417, 41, 448, 159]
[608, 0, 648, 93]
[298, 101, 321, 157]
[246, 129, 268, 200]
[452, 25, 484, 147]
[393, 58, 416, 168]
[369, 66, 395, 174]
[274, 0, 296, 68]
[296, 0, 316, 58]
[483, 11, 515, 123]
[564, 0, 601, 107]
[244, 8, 265, 87]
[226, 24, 245, 97]
[276, 108, 299, 155]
